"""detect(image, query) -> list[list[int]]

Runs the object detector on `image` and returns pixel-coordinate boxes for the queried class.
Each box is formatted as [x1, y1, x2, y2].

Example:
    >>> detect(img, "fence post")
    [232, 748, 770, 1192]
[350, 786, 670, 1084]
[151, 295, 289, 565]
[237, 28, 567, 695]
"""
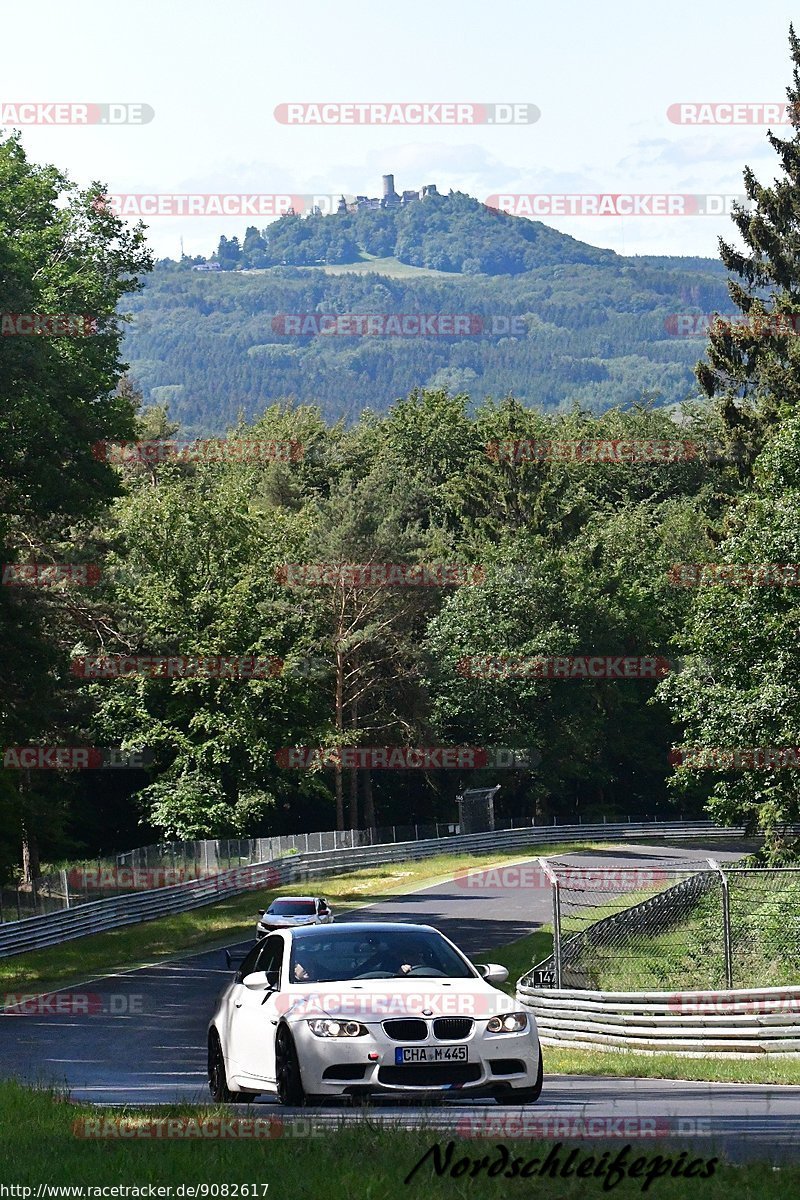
[708, 858, 733, 989]
[538, 857, 562, 989]
[61, 868, 70, 910]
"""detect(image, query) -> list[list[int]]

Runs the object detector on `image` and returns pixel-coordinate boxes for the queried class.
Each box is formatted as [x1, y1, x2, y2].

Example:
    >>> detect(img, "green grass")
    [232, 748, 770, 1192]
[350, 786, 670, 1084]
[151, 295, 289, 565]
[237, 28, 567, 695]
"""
[545, 1047, 800, 1086]
[474, 929, 553, 995]
[0, 1080, 791, 1194]
[0, 842, 590, 997]
[282, 253, 460, 279]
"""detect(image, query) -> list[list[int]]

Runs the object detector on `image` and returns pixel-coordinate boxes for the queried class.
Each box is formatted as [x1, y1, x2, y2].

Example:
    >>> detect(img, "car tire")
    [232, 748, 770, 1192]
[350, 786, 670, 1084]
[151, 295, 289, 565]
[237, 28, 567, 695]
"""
[275, 1026, 307, 1106]
[495, 1048, 543, 1105]
[208, 1029, 239, 1103]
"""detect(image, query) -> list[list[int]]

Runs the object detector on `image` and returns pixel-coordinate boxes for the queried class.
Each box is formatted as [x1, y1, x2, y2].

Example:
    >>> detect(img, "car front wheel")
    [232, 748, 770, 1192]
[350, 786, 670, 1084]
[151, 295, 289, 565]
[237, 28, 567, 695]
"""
[275, 1026, 307, 1106]
[495, 1047, 543, 1105]
[208, 1029, 238, 1103]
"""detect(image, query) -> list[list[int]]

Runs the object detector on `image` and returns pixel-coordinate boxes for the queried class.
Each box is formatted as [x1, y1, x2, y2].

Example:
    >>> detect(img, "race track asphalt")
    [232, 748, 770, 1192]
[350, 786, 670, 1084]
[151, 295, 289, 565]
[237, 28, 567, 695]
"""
[2, 839, 798, 1163]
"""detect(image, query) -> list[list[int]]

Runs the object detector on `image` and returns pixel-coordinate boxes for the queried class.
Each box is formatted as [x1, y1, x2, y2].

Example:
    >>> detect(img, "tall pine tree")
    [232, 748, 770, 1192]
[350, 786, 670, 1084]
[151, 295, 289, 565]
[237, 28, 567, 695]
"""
[698, 25, 800, 471]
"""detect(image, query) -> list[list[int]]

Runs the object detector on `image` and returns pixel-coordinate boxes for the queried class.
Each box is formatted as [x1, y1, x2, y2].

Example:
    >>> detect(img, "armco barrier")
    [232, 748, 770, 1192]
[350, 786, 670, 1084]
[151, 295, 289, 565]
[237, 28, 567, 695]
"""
[515, 983, 800, 1057]
[0, 820, 749, 958]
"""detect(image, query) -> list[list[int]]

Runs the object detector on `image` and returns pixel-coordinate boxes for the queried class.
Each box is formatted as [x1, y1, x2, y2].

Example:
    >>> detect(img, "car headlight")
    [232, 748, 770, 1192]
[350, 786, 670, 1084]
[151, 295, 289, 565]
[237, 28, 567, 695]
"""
[307, 1019, 368, 1037]
[487, 1012, 528, 1033]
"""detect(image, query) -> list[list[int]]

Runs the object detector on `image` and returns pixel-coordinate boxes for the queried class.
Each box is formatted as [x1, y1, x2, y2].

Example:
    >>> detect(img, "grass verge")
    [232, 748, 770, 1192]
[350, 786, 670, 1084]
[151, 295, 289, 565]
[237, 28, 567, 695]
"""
[1, 842, 589, 997]
[0, 1080, 788, 1194]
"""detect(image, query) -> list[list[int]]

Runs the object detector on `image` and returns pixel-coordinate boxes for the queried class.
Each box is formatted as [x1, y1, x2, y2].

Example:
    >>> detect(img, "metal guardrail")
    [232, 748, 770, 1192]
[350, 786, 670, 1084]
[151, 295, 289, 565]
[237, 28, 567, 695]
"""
[0, 820, 749, 958]
[515, 983, 800, 1056]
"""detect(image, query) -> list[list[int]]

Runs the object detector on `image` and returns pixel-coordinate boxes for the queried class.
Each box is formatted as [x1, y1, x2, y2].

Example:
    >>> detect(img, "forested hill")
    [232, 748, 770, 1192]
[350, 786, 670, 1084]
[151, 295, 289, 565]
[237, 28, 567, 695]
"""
[122, 195, 734, 436]
[216, 191, 621, 273]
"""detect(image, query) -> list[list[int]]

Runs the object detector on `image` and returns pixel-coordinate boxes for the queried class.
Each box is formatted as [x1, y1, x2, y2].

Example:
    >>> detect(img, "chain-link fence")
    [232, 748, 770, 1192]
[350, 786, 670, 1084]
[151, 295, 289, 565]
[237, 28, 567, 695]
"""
[530, 859, 800, 992]
[3, 814, 562, 923]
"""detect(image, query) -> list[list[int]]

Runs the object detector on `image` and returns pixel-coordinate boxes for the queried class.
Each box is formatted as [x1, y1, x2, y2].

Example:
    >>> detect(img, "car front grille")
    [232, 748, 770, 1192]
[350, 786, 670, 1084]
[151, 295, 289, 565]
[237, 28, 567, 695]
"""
[382, 1018, 428, 1041]
[433, 1017, 473, 1040]
[377, 1064, 482, 1087]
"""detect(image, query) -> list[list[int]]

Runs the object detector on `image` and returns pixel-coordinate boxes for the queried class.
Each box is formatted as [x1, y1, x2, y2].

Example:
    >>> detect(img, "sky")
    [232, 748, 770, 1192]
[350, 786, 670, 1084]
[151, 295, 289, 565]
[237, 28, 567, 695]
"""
[1, 0, 797, 260]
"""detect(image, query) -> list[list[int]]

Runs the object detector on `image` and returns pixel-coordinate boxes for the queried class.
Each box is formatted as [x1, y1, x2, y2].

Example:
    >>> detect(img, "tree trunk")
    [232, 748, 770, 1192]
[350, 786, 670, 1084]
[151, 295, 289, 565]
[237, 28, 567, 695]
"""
[349, 766, 359, 830]
[348, 690, 359, 830]
[21, 823, 39, 884]
[335, 649, 344, 830]
[363, 769, 376, 832]
[20, 769, 40, 883]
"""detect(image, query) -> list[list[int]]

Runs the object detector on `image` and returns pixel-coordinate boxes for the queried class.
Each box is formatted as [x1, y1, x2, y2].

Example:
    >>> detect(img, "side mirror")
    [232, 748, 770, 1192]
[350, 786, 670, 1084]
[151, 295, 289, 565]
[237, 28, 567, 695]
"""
[476, 963, 509, 985]
[242, 970, 271, 989]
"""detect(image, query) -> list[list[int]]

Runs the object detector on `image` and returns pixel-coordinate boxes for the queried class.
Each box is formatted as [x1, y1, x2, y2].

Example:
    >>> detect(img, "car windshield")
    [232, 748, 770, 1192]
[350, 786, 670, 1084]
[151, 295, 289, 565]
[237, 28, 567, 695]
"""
[268, 900, 316, 915]
[289, 928, 475, 983]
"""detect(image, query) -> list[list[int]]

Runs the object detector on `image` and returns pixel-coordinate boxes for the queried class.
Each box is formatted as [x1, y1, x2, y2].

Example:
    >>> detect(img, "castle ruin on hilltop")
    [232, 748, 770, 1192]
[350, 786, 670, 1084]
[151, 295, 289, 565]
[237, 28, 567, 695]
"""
[328, 175, 440, 215]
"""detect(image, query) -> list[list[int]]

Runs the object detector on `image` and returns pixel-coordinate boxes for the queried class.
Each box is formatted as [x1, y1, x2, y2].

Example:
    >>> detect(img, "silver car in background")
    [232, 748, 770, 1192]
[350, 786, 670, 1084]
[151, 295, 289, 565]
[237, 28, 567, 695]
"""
[256, 895, 332, 938]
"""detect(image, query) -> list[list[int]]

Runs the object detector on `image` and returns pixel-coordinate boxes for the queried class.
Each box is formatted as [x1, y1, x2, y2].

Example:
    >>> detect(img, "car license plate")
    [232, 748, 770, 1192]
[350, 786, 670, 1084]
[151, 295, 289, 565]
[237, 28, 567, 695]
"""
[395, 1046, 468, 1064]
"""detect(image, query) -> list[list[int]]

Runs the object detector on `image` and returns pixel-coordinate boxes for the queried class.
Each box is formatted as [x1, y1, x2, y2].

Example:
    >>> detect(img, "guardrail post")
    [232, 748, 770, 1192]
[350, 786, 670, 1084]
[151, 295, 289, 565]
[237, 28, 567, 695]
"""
[538, 857, 562, 988]
[708, 858, 733, 989]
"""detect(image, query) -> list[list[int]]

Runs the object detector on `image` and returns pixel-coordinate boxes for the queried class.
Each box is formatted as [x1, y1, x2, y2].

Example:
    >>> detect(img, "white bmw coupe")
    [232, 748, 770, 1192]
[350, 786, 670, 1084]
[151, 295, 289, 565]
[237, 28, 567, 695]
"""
[208, 922, 542, 1105]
